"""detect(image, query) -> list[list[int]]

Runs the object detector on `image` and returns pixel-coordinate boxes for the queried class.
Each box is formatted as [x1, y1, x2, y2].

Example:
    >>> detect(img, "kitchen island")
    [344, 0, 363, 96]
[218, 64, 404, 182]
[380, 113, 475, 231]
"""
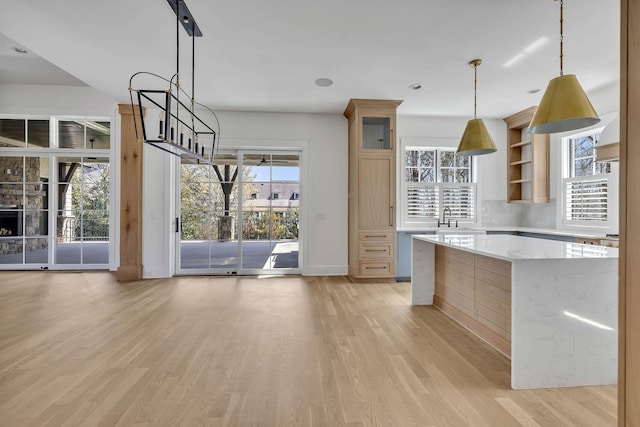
[411, 234, 618, 389]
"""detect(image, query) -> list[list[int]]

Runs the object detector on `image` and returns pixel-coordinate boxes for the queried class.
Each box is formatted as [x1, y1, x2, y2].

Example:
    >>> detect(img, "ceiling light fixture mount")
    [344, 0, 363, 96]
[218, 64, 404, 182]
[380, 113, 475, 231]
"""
[314, 77, 333, 87]
[528, 0, 600, 134]
[12, 47, 28, 54]
[128, 0, 219, 165]
[456, 59, 497, 156]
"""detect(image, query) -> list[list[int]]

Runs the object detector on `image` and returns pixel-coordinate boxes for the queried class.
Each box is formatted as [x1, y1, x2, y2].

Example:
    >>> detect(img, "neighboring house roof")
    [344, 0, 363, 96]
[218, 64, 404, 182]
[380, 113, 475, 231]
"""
[244, 181, 299, 211]
[247, 181, 299, 200]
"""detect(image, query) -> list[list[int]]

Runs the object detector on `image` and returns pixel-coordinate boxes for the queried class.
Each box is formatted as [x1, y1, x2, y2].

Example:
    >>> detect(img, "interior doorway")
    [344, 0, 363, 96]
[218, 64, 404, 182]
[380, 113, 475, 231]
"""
[176, 150, 301, 275]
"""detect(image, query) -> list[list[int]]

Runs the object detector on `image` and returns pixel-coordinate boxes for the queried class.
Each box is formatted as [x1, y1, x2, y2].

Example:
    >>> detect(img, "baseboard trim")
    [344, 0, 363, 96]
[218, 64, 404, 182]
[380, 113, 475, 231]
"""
[303, 265, 348, 276]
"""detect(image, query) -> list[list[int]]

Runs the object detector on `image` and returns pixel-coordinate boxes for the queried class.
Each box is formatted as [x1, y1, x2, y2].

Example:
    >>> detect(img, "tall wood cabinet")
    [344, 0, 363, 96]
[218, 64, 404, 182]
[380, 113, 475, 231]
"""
[344, 99, 402, 280]
[503, 106, 550, 203]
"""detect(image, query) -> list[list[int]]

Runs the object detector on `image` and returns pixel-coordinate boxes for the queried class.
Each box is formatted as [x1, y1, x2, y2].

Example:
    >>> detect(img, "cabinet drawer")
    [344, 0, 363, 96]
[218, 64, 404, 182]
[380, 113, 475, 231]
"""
[359, 243, 392, 259]
[475, 255, 511, 277]
[358, 261, 392, 277]
[359, 231, 393, 242]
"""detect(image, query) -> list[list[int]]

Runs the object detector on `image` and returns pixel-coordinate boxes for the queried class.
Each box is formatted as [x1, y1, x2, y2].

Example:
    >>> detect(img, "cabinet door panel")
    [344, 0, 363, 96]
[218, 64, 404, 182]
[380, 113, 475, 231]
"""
[358, 155, 393, 229]
[362, 117, 391, 149]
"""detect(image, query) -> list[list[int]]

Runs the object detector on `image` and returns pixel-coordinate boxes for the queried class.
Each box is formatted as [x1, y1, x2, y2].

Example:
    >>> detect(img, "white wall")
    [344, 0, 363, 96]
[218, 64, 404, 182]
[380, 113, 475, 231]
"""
[141, 110, 349, 277]
[0, 84, 117, 116]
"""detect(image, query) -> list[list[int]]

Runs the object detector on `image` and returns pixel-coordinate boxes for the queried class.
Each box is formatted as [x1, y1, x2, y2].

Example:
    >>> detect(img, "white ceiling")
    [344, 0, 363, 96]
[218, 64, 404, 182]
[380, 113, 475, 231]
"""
[0, 33, 87, 86]
[0, 0, 619, 118]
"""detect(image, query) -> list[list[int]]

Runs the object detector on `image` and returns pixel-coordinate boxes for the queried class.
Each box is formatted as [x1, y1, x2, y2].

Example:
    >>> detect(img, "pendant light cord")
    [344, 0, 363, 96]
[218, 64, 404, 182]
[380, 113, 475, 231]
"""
[175, 5, 180, 139]
[559, 0, 564, 76]
[473, 63, 478, 119]
[191, 21, 196, 136]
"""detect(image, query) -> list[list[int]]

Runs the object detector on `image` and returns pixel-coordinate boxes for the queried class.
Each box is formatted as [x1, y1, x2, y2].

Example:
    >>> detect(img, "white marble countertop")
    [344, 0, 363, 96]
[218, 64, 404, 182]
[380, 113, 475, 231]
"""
[398, 225, 617, 239]
[413, 234, 619, 261]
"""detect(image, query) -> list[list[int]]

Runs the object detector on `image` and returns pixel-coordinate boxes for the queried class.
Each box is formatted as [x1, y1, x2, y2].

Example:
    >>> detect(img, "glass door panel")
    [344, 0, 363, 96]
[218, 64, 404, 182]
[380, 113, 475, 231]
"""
[240, 152, 300, 272]
[241, 153, 273, 270]
[55, 157, 110, 265]
[179, 154, 240, 272]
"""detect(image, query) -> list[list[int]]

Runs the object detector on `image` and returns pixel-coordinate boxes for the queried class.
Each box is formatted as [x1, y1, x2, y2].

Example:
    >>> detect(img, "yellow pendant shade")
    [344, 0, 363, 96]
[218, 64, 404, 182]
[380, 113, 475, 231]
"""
[456, 118, 497, 156]
[529, 74, 600, 134]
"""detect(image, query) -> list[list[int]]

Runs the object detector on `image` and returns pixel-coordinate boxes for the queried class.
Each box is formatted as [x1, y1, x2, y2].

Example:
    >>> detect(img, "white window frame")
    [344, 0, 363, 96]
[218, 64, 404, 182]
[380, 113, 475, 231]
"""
[0, 114, 115, 270]
[400, 138, 477, 228]
[561, 126, 615, 228]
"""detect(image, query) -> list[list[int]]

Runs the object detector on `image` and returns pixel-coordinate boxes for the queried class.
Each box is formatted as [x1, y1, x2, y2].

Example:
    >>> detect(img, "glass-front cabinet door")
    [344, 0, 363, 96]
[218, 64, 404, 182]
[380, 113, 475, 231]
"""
[362, 117, 391, 150]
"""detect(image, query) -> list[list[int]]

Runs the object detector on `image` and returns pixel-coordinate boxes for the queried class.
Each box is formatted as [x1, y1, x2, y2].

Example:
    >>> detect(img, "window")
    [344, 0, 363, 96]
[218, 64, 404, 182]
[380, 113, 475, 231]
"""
[0, 116, 112, 268]
[271, 192, 279, 200]
[403, 147, 476, 226]
[563, 129, 612, 225]
[291, 192, 299, 200]
[250, 192, 257, 199]
[569, 133, 610, 177]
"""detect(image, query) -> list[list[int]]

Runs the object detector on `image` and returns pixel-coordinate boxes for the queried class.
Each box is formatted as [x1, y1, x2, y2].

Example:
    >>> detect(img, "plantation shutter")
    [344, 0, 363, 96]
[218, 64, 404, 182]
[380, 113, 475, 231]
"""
[441, 184, 476, 219]
[406, 184, 439, 218]
[406, 183, 476, 220]
[564, 176, 608, 222]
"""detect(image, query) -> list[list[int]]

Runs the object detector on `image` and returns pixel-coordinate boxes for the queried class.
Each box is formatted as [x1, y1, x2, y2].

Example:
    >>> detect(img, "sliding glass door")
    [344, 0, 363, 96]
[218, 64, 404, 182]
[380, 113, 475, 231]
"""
[176, 150, 301, 275]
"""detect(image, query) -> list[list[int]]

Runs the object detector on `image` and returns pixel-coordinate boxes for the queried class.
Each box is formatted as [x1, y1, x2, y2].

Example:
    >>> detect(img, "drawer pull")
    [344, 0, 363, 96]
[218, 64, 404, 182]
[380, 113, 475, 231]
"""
[365, 266, 387, 269]
[365, 235, 386, 238]
[365, 249, 387, 252]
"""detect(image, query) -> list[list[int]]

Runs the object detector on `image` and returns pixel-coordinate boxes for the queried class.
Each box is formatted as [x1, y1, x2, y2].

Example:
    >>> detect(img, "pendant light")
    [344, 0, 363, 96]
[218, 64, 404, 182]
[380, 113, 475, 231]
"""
[128, 0, 220, 165]
[456, 59, 497, 156]
[529, 0, 599, 134]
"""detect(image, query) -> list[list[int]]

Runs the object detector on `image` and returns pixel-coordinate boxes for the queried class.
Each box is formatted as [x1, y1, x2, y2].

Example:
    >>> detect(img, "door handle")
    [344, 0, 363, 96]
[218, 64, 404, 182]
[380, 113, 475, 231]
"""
[390, 206, 393, 227]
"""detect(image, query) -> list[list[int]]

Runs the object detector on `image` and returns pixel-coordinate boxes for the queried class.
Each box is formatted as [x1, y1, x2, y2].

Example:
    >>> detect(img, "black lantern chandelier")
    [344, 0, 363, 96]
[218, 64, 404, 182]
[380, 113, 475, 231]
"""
[128, 0, 219, 165]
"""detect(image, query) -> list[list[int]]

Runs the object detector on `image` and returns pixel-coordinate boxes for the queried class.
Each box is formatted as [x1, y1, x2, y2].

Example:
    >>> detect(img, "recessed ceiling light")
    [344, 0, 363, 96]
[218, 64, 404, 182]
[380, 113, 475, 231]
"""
[315, 78, 333, 87]
[12, 46, 28, 54]
[527, 88, 541, 94]
[409, 83, 422, 90]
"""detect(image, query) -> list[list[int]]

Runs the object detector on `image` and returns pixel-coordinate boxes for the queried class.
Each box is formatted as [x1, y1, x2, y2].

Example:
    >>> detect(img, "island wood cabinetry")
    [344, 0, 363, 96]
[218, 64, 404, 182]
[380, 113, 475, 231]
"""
[411, 234, 618, 389]
[344, 99, 402, 280]
[503, 106, 550, 203]
[434, 245, 512, 356]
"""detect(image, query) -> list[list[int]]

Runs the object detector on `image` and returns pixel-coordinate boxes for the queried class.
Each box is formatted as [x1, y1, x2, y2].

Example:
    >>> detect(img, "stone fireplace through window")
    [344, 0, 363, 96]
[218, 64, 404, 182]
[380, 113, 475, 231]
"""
[0, 206, 23, 236]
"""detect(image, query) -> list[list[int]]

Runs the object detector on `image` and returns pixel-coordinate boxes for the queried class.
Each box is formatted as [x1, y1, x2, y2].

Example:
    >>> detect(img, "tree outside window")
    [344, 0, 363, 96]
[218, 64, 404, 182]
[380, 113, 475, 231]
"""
[570, 133, 611, 177]
[405, 148, 471, 183]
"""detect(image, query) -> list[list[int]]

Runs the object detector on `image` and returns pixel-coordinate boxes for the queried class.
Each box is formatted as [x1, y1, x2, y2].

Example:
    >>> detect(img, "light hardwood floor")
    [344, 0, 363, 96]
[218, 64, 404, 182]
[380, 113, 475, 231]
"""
[0, 272, 616, 426]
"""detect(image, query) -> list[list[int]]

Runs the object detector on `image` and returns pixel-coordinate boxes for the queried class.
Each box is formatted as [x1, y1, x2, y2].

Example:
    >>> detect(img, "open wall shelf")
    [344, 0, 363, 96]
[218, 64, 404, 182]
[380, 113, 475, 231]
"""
[503, 107, 550, 203]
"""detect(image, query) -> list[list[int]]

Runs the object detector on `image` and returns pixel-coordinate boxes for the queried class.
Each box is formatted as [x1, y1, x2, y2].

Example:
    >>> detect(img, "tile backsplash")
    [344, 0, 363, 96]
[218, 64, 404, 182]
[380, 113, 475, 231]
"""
[481, 199, 556, 229]
[520, 199, 557, 228]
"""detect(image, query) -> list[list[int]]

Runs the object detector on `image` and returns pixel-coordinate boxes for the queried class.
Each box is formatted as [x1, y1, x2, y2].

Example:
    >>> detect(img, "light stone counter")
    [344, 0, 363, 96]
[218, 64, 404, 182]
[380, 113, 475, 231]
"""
[411, 234, 618, 390]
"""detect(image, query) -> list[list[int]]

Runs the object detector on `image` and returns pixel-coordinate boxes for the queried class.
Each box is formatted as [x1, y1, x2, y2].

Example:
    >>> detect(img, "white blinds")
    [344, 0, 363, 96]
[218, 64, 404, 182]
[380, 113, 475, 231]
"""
[406, 183, 476, 220]
[564, 176, 609, 223]
[407, 184, 439, 218]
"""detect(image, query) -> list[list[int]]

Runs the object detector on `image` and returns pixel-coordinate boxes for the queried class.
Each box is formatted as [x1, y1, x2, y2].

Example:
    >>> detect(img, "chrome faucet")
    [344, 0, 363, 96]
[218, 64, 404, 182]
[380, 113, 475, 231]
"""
[438, 206, 452, 227]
